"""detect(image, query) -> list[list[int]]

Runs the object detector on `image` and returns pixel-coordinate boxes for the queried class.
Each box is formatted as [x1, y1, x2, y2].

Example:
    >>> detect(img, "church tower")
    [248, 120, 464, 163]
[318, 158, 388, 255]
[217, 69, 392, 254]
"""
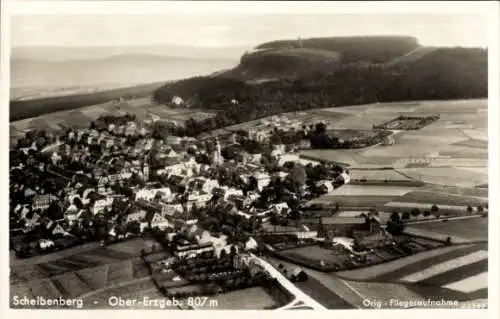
[212, 136, 223, 166]
[143, 156, 150, 182]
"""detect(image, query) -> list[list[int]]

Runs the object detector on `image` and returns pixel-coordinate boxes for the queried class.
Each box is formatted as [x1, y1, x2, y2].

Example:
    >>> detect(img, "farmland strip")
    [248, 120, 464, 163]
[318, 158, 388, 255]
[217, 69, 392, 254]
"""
[443, 272, 488, 293]
[400, 250, 488, 283]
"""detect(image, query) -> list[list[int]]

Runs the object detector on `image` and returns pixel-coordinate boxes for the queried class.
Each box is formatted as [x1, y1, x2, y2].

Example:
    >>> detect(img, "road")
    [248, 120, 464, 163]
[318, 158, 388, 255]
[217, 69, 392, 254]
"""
[265, 256, 367, 309]
[250, 254, 326, 310]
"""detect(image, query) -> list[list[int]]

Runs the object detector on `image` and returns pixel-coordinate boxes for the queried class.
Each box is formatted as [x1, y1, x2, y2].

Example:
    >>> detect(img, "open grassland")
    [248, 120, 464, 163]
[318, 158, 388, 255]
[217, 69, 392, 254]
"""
[197, 287, 277, 310]
[397, 167, 488, 188]
[349, 169, 416, 182]
[409, 217, 488, 242]
[281, 245, 347, 265]
[326, 184, 419, 197]
[310, 195, 401, 208]
[396, 190, 487, 207]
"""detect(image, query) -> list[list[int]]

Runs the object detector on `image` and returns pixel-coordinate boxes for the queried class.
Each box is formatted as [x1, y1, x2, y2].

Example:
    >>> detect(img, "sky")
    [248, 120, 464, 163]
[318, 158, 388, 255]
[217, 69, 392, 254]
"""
[11, 13, 489, 49]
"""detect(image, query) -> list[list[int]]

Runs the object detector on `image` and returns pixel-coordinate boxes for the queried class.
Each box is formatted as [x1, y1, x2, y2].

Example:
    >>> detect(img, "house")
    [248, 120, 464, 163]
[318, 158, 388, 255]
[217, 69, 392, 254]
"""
[223, 188, 244, 200]
[161, 203, 184, 216]
[38, 239, 55, 250]
[32, 194, 58, 211]
[24, 211, 41, 228]
[295, 231, 318, 239]
[271, 144, 286, 156]
[200, 179, 219, 194]
[272, 202, 290, 215]
[135, 187, 172, 201]
[244, 237, 258, 251]
[51, 223, 68, 236]
[303, 216, 369, 238]
[145, 211, 172, 230]
[277, 153, 300, 166]
[274, 171, 289, 180]
[336, 171, 351, 185]
[316, 180, 334, 193]
[227, 194, 252, 210]
[247, 153, 262, 164]
[187, 192, 212, 211]
[174, 241, 214, 259]
[353, 231, 390, 249]
[125, 207, 148, 223]
[253, 172, 271, 191]
[298, 139, 311, 149]
[14, 204, 31, 220]
[92, 196, 114, 215]
[50, 152, 62, 165]
[211, 187, 227, 198]
[171, 96, 184, 106]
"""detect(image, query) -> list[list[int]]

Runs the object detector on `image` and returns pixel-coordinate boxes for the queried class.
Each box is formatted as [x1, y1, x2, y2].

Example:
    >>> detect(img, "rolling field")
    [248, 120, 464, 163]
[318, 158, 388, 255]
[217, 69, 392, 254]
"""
[322, 184, 420, 197]
[198, 287, 277, 310]
[297, 99, 487, 189]
[281, 245, 346, 265]
[310, 195, 402, 208]
[398, 167, 488, 188]
[10, 238, 156, 306]
[349, 169, 416, 182]
[395, 190, 487, 207]
[335, 242, 488, 305]
[409, 217, 488, 242]
[308, 184, 424, 208]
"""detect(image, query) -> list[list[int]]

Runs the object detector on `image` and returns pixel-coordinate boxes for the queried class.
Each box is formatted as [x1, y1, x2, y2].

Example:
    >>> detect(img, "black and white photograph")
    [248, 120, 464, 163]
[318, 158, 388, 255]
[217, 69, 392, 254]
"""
[2, 0, 499, 315]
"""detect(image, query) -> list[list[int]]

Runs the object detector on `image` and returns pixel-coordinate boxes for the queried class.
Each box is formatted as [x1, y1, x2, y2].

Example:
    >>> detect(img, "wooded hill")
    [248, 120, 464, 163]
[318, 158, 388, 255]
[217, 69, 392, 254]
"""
[152, 36, 487, 136]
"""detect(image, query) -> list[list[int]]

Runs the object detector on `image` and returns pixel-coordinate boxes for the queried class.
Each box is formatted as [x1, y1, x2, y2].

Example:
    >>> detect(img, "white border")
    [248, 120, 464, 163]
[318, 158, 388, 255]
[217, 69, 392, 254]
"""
[8, 1, 495, 15]
[1, 2, 499, 319]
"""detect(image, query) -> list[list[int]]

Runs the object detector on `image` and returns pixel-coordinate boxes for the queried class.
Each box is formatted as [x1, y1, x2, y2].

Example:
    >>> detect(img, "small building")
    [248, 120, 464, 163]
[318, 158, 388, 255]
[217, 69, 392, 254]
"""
[316, 180, 334, 193]
[92, 196, 114, 215]
[135, 187, 172, 201]
[253, 172, 271, 191]
[244, 237, 258, 251]
[272, 202, 290, 215]
[32, 194, 58, 211]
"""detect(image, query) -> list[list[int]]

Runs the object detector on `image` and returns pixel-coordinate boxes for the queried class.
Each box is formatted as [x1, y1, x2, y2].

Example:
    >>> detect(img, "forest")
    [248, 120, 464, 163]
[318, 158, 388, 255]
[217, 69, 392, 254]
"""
[153, 46, 487, 136]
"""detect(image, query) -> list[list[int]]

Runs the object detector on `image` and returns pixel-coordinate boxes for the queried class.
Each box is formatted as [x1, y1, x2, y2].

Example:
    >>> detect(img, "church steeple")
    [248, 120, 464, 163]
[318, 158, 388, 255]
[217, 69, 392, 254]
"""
[212, 136, 223, 165]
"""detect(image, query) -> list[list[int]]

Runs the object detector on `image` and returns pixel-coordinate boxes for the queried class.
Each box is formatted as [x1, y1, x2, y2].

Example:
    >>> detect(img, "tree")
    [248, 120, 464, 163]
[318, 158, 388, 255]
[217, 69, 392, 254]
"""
[430, 205, 439, 215]
[477, 205, 484, 213]
[401, 211, 410, 220]
[410, 208, 421, 218]
[445, 237, 452, 246]
[73, 197, 84, 209]
[126, 221, 141, 235]
[386, 215, 405, 236]
[315, 122, 327, 134]
[423, 210, 431, 217]
[334, 202, 340, 213]
[466, 205, 473, 215]
[389, 212, 400, 222]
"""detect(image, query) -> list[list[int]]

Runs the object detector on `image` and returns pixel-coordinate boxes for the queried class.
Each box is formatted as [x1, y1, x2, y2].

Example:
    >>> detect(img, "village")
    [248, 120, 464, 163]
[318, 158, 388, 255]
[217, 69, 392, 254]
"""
[9, 110, 454, 307]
